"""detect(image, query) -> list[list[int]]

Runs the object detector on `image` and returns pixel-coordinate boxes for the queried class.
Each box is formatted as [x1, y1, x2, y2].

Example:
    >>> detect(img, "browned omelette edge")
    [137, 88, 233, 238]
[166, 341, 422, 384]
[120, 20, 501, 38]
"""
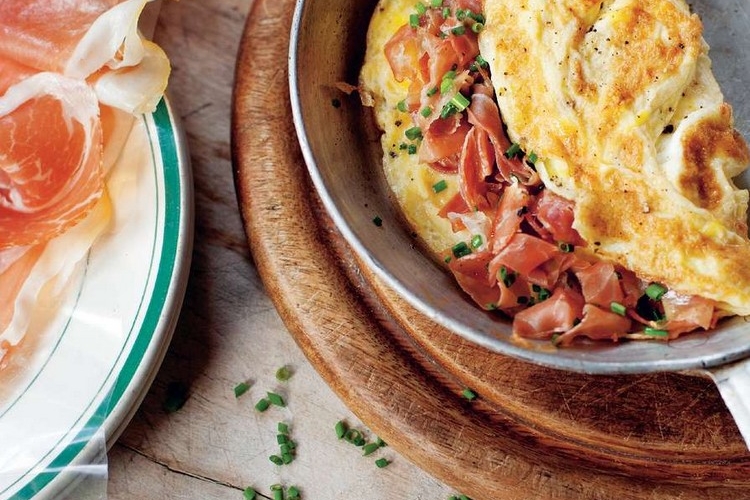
[230, 0, 750, 497]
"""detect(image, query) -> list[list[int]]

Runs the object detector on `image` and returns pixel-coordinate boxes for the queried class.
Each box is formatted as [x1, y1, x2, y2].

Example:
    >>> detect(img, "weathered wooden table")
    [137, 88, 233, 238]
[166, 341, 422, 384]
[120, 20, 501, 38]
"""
[104, 1, 454, 498]
[97, 1, 750, 499]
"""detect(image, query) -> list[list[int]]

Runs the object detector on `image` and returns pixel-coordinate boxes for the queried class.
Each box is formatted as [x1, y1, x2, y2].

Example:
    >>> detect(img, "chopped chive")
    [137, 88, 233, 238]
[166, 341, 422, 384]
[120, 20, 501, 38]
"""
[461, 388, 477, 400]
[499, 266, 516, 287]
[558, 242, 573, 253]
[373, 215, 383, 226]
[442, 6, 451, 17]
[440, 102, 458, 119]
[432, 179, 448, 193]
[276, 365, 293, 381]
[537, 288, 551, 301]
[455, 8, 467, 20]
[459, 495, 473, 500]
[278, 422, 289, 434]
[363, 442, 381, 456]
[287, 486, 301, 499]
[469, 11, 485, 22]
[405, 126, 423, 140]
[344, 428, 363, 444]
[407, 144, 418, 154]
[243, 487, 257, 500]
[277, 433, 289, 445]
[269, 455, 284, 466]
[610, 302, 627, 316]
[409, 13, 420, 28]
[451, 241, 472, 258]
[426, 86, 439, 96]
[644, 327, 669, 337]
[267, 391, 286, 407]
[645, 283, 667, 301]
[475, 54, 488, 67]
[451, 25, 466, 35]
[440, 77, 454, 94]
[271, 484, 284, 500]
[335, 420, 347, 439]
[375, 458, 390, 468]
[471, 22, 484, 33]
[444, 255, 452, 264]
[255, 398, 270, 412]
[415, 2, 426, 15]
[505, 142, 522, 158]
[450, 92, 470, 111]
[420, 106, 433, 117]
[527, 151, 538, 164]
[282, 453, 294, 464]
[397, 100, 408, 112]
[234, 381, 251, 398]
[470, 234, 483, 249]
[430, 0, 442, 6]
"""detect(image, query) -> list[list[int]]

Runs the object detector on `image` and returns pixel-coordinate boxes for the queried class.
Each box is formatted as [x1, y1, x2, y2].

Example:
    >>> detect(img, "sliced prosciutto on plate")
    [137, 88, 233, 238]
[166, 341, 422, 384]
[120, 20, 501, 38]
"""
[0, 0, 170, 365]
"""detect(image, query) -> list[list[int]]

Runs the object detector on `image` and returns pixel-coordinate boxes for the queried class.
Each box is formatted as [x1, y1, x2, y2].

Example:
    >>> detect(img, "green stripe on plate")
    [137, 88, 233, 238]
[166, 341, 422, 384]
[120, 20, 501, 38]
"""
[14, 98, 185, 499]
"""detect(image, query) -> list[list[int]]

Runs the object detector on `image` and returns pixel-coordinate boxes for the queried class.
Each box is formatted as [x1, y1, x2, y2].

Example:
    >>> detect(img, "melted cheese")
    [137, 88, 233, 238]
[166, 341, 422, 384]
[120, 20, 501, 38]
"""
[479, 0, 750, 314]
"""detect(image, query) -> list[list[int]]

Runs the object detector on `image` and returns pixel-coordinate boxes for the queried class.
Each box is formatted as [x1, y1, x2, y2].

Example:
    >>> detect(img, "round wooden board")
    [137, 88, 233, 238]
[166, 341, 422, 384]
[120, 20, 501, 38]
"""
[231, 0, 750, 498]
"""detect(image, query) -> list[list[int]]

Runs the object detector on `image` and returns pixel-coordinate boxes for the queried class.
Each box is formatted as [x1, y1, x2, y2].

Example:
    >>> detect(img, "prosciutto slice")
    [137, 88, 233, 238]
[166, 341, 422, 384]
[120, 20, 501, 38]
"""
[0, 0, 170, 364]
[0, 0, 169, 113]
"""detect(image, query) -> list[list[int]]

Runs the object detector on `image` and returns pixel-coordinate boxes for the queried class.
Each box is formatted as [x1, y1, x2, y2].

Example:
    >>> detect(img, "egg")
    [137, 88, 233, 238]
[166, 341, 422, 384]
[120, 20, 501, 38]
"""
[478, 0, 750, 315]
[360, 0, 468, 255]
[362, 0, 750, 317]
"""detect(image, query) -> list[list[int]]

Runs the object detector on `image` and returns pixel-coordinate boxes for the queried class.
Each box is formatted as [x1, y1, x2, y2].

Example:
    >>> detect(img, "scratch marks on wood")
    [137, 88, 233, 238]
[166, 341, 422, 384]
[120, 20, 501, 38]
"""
[182, 102, 213, 120]
[117, 443, 244, 492]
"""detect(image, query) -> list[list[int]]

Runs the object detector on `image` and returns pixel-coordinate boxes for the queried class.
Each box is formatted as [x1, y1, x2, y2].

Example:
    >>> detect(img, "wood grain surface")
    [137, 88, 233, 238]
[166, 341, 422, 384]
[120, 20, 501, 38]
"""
[232, 0, 750, 498]
[105, 2, 460, 500]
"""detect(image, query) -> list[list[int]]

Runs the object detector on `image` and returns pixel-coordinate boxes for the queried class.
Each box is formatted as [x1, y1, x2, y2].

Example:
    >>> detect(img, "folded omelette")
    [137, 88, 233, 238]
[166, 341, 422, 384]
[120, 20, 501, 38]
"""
[360, 0, 750, 343]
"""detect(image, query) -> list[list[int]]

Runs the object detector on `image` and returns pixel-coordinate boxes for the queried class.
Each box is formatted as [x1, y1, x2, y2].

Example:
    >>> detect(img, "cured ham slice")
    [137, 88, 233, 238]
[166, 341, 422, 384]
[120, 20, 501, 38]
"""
[1, 194, 111, 359]
[0, 0, 170, 113]
[0, 246, 44, 337]
[0, 0, 170, 365]
[0, 72, 103, 249]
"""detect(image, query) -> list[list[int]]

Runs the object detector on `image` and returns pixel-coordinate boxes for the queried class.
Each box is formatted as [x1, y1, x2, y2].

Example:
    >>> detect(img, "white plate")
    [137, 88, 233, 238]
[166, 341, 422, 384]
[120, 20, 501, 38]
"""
[0, 97, 193, 500]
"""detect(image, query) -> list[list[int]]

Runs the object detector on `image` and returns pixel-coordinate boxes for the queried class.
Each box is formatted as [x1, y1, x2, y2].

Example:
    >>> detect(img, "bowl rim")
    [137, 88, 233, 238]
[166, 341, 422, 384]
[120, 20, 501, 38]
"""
[287, 0, 750, 375]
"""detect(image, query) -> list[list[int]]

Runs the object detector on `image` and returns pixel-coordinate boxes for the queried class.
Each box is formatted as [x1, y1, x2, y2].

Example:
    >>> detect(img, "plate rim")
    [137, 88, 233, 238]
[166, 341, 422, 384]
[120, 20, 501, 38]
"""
[9, 96, 193, 500]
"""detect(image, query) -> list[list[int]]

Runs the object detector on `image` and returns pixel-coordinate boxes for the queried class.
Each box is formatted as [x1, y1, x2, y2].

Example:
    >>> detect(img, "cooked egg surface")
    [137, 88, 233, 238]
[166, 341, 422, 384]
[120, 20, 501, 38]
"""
[479, 0, 750, 314]
[360, 0, 468, 255]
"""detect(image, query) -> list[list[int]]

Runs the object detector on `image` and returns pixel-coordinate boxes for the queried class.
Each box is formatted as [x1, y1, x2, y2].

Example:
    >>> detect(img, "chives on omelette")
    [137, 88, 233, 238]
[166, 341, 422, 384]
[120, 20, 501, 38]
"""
[432, 179, 447, 193]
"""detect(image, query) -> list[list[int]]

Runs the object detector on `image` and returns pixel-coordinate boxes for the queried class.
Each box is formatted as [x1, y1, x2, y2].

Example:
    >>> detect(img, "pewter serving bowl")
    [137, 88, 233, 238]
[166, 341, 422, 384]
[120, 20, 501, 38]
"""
[289, 0, 750, 439]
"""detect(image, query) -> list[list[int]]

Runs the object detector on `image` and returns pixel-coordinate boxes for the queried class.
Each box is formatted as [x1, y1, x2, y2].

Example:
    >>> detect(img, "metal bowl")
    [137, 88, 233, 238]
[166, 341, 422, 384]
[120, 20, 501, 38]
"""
[289, 0, 750, 376]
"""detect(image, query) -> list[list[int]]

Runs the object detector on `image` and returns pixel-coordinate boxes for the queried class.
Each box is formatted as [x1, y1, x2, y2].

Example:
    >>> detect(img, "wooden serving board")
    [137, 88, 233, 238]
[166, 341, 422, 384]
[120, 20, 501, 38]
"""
[231, 0, 750, 498]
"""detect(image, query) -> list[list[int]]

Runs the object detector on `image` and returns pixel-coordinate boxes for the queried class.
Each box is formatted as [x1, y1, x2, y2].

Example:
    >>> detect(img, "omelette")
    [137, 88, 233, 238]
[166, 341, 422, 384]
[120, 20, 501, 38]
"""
[360, 0, 750, 344]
